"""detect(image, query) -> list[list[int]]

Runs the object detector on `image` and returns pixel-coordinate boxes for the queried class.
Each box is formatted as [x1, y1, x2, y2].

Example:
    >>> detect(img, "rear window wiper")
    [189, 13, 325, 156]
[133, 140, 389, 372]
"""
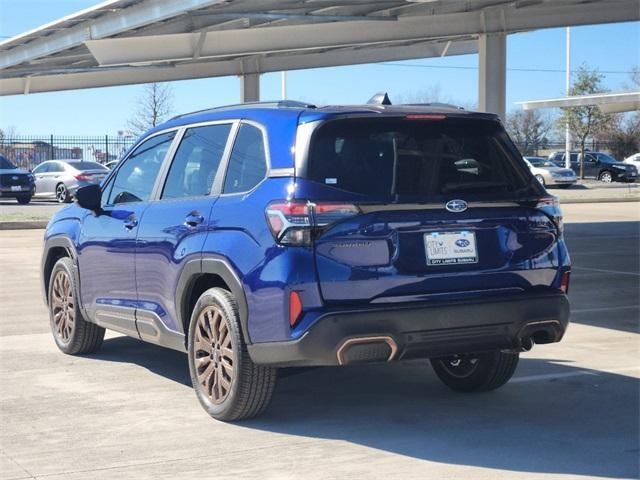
[441, 181, 512, 193]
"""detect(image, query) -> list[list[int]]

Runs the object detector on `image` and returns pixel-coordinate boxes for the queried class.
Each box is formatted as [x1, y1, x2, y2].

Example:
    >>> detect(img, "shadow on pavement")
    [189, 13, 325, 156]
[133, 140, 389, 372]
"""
[92, 336, 638, 479]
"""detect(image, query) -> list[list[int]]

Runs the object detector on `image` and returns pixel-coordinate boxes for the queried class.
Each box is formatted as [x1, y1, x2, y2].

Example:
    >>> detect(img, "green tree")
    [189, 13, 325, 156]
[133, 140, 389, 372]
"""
[557, 65, 609, 179]
[506, 110, 551, 156]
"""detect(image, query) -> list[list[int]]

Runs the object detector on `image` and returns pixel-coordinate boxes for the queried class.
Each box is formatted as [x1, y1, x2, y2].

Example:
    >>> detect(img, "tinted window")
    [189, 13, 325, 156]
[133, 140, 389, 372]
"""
[67, 161, 108, 171]
[162, 124, 231, 199]
[570, 153, 578, 162]
[223, 124, 267, 194]
[48, 163, 64, 173]
[32, 163, 49, 174]
[0, 156, 15, 169]
[107, 132, 175, 204]
[306, 118, 529, 201]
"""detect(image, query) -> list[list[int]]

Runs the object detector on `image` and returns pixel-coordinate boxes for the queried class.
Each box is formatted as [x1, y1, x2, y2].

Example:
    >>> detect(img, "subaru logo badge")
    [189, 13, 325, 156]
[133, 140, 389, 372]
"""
[445, 199, 468, 213]
[11, 176, 18, 180]
[455, 239, 470, 247]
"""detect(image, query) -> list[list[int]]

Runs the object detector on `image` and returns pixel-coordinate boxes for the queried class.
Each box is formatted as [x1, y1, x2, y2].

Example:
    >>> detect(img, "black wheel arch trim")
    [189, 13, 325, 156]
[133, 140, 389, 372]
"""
[41, 236, 88, 317]
[176, 256, 251, 345]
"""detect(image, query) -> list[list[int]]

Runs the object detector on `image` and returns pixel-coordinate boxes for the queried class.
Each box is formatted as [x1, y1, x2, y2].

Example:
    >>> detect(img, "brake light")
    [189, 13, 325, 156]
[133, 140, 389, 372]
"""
[266, 200, 359, 246]
[536, 196, 563, 235]
[289, 291, 303, 327]
[560, 271, 571, 294]
[405, 114, 446, 120]
[75, 174, 91, 182]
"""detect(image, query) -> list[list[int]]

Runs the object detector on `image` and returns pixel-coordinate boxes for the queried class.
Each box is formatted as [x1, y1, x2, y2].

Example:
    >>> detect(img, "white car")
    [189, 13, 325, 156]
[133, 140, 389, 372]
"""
[523, 156, 577, 188]
[624, 153, 640, 171]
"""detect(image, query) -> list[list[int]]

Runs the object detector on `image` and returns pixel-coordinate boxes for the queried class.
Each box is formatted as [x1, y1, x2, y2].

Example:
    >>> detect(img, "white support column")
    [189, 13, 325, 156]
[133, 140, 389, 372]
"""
[478, 33, 506, 120]
[240, 73, 260, 102]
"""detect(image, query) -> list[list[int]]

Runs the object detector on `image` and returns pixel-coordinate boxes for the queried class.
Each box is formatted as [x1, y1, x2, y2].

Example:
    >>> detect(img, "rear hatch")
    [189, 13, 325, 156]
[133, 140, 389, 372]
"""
[297, 115, 560, 304]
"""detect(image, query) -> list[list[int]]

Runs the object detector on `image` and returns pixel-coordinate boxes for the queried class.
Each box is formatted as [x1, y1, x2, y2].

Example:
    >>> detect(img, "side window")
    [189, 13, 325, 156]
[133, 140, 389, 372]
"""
[33, 163, 49, 174]
[48, 163, 64, 173]
[107, 131, 175, 204]
[161, 124, 231, 199]
[223, 124, 267, 194]
[570, 153, 579, 163]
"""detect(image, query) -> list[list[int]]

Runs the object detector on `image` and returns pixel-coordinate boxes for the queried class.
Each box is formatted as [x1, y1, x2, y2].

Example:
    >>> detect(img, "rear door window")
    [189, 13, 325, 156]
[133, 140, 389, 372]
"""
[305, 117, 530, 201]
[223, 124, 267, 194]
[162, 124, 232, 199]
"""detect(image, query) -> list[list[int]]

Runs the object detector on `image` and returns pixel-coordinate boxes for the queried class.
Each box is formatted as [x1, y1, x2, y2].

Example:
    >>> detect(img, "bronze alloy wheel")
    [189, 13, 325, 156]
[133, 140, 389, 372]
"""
[50, 270, 75, 343]
[193, 305, 235, 404]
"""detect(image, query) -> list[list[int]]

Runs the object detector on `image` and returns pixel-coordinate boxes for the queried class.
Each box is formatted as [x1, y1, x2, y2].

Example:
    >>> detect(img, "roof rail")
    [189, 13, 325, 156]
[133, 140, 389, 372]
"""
[402, 102, 465, 110]
[170, 100, 316, 120]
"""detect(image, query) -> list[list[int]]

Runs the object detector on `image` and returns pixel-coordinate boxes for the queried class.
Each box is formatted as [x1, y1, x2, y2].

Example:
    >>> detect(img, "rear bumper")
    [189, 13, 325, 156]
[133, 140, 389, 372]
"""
[248, 292, 570, 367]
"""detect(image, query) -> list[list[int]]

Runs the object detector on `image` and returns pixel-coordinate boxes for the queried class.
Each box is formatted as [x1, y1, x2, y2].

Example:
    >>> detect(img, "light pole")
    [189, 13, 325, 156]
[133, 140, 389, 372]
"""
[564, 27, 571, 169]
[281, 71, 287, 100]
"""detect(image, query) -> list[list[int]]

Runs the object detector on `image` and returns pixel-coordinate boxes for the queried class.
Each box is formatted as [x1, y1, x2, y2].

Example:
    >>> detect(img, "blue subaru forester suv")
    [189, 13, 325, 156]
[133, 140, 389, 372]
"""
[41, 99, 570, 421]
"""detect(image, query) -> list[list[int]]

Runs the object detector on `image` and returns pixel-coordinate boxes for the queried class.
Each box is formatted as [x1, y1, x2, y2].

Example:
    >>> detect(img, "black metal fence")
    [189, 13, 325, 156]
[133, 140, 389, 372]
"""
[0, 135, 138, 170]
[513, 141, 632, 159]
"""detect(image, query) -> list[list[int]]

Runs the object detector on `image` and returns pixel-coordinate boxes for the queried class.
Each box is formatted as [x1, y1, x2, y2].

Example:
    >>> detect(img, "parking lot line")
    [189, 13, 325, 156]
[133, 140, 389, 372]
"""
[571, 304, 639, 314]
[512, 366, 640, 383]
[571, 266, 640, 276]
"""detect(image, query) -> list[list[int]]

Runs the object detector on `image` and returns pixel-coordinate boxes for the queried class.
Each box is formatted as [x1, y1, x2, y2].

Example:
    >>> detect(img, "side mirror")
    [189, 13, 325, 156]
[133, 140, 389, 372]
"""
[75, 184, 102, 213]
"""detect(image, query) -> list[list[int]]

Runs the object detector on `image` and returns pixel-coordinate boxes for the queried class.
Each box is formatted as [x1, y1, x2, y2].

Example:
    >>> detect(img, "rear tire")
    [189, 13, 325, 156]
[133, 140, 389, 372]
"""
[430, 351, 519, 392]
[48, 257, 105, 354]
[188, 287, 277, 421]
[16, 195, 31, 204]
[56, 183, 71, 203]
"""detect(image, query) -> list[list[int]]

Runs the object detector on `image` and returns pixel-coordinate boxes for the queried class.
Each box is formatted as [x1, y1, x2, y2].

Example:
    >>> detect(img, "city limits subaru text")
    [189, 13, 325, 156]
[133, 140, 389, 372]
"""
[41, 98, 571, 421]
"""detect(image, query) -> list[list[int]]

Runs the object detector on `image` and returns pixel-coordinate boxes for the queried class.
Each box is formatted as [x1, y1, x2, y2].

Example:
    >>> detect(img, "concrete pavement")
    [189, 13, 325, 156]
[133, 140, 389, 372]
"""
[0, 203, 638, 480]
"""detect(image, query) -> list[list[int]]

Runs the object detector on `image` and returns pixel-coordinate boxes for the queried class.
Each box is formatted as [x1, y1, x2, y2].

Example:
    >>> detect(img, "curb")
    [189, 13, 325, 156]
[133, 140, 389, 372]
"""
[0, 220, 49, 230]
[0, 197, 638, 231]
[557, 196, 640, 204]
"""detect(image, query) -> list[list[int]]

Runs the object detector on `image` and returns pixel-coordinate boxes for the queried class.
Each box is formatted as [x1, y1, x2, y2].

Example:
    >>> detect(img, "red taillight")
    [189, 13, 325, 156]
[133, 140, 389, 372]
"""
[266, 200, 359, 245]
[560, 271, 571, 294]
[75, 174, 91, 182]
[289, 291, 303, 327]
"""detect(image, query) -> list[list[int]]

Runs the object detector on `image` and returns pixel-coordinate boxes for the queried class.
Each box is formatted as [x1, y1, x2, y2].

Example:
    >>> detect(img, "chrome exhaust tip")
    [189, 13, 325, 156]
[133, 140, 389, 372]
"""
[336, 335, 398, 365]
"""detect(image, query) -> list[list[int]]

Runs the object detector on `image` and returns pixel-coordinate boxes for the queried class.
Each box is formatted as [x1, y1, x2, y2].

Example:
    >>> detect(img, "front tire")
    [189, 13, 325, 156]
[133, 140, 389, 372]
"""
[48, 257, 105, 354]
[430, 351, 519, 392]
[188, 288, 277, 421]
[599, 170, 613, 183]
[16, 195, 31, 204]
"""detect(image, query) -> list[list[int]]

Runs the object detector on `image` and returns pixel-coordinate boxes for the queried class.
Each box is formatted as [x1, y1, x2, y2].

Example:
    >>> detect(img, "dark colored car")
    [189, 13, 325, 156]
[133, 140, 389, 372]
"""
[0, 155, 35, 204]
[548, 151, 637, 182]
[41, 101, 571, 421]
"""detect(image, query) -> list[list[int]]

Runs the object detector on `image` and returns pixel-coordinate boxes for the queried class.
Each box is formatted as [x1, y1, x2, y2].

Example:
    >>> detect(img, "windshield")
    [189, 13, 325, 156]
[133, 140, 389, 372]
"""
[528, 158, 556, 168]
[67, 161, 108, 171]
[305, 117, 531, 201]
[0, 156, 16, 170]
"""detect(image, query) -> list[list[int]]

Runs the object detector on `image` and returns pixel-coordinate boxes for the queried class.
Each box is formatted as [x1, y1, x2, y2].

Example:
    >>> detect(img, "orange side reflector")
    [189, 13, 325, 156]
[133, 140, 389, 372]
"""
[289, 291, 303, 327]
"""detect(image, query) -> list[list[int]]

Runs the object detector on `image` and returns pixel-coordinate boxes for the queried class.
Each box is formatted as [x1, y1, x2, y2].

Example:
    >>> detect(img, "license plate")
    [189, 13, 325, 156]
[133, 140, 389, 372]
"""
[10, 186, 21, 192]
[425, 231, 478, 265]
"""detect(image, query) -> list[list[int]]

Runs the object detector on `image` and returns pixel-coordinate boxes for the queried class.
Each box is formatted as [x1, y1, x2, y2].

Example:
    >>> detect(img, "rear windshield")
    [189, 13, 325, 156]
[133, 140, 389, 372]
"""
[67, 161, 108, 171]
[305, 117, 531, 201]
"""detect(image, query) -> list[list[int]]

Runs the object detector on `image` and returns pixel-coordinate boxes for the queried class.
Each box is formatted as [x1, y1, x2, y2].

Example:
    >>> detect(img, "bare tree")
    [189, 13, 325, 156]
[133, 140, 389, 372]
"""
[506, 110, 552, 156]
[597, 114, 640, 160]
[127, 83, 174, 135]
[557, 65, 609, 179]
[398, 85, 476, 110]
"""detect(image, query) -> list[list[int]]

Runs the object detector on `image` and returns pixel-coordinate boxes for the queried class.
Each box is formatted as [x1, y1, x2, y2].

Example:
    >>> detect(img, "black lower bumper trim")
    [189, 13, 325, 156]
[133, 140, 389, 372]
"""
[247, 292, 570, 367]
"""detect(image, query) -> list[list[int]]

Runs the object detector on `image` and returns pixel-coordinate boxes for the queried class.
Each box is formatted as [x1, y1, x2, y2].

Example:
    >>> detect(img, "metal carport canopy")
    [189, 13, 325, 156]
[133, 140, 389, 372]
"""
[517, 92, 640, 114]
[0, 0, 638, 97]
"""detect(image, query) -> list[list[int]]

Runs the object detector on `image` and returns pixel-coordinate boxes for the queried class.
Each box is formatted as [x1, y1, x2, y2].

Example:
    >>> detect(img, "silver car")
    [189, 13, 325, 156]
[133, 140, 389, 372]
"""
[32, 160, 109, 203]
[524, 156, 577, 188]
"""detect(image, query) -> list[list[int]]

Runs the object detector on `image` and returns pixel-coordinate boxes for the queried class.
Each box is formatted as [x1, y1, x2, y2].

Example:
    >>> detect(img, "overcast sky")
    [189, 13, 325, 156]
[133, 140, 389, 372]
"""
[0, 1, 638, 135]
